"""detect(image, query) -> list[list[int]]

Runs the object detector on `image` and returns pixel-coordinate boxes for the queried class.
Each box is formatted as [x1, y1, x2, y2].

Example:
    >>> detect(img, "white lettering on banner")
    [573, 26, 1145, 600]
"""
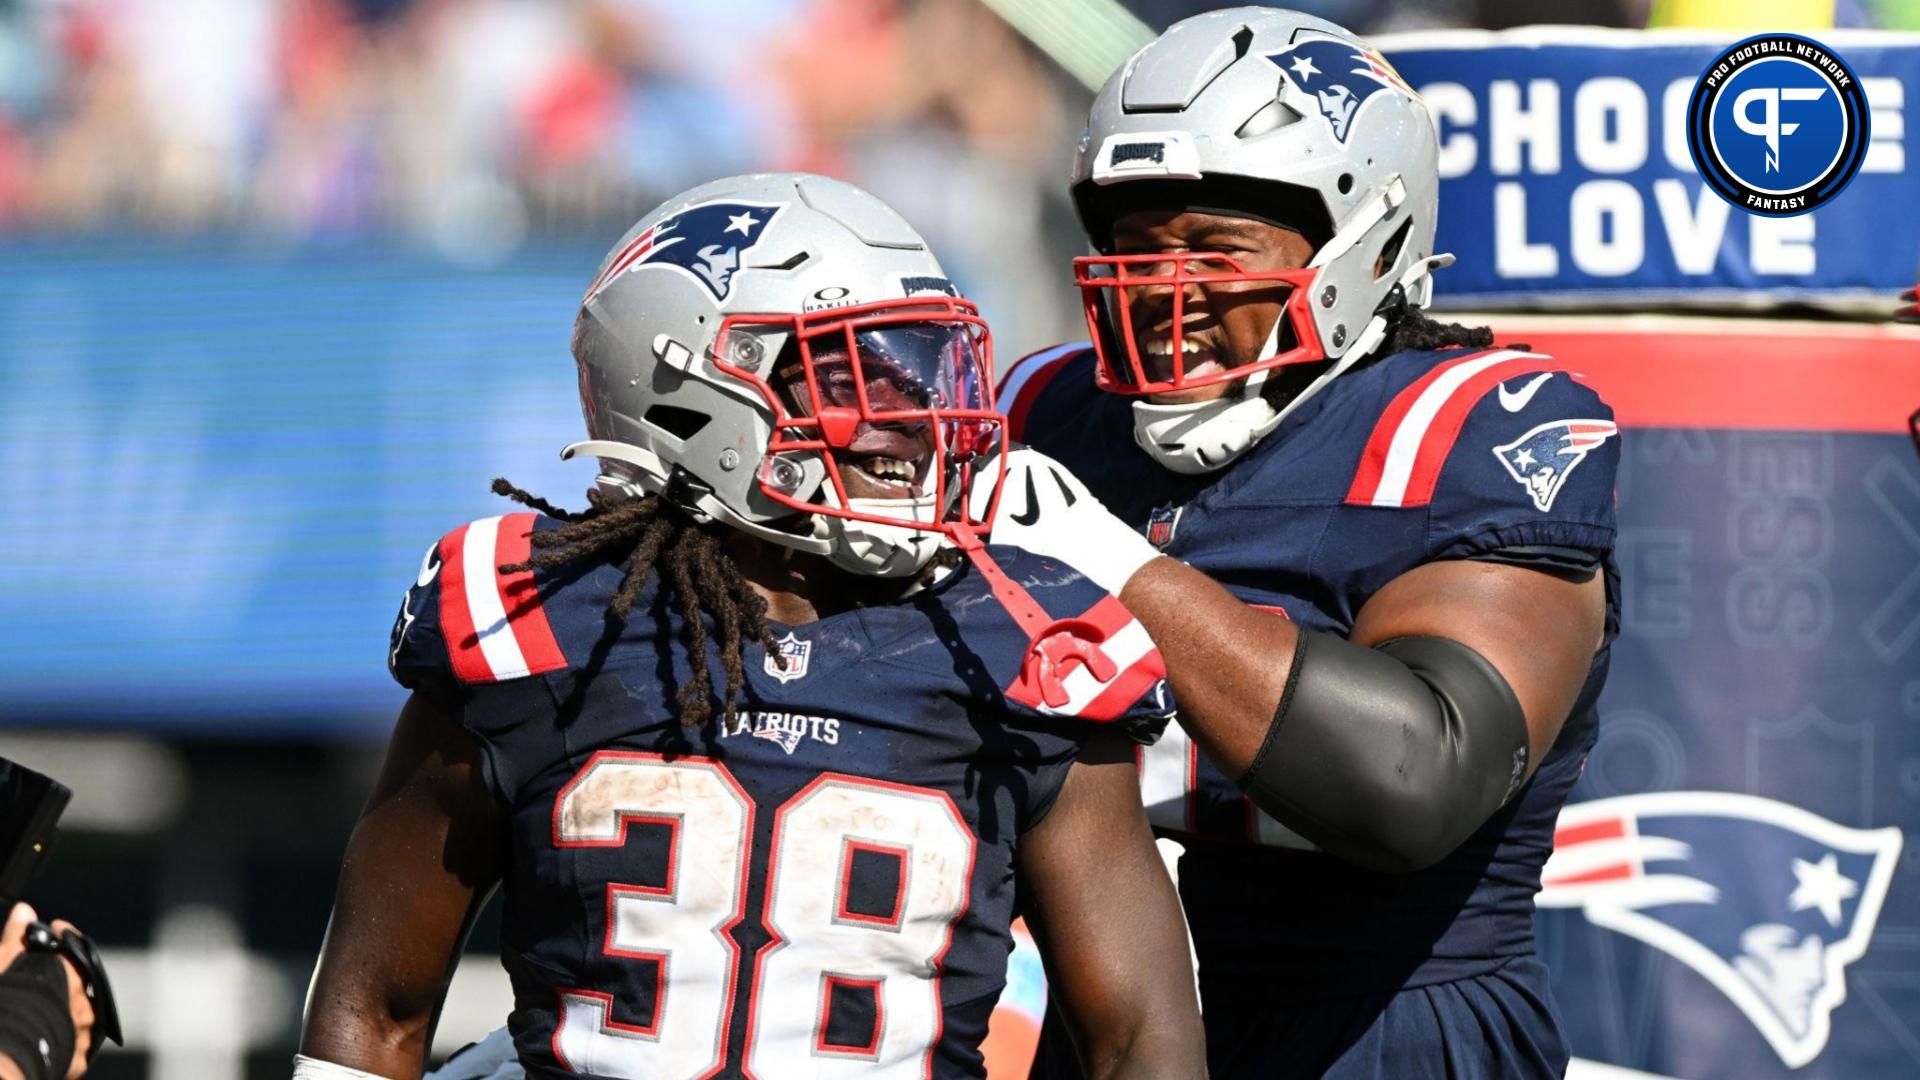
[1652, 178, 1732, 274]
[1864, 77, 1905, 173]
[1752, 214, 1818, 275]
[1495, 182, 1559, 276]
[1575, 78, 1649, 173]
[1412, 68, 1905, 282]
[1490, 79, 1562, 175]
[1426, 81, 1479, 179]
[1570, 180, 1645, 276]
[1662, 78, 1695, 171]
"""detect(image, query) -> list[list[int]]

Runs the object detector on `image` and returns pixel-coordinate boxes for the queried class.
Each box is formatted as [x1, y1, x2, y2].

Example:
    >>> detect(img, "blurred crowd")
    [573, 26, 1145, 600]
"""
[5, 0, 1918, 245]
[0, 0, 1909, 345]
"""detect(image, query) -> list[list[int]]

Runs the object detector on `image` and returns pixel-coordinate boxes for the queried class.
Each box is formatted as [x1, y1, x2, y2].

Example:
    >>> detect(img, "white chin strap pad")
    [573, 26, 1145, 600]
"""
[815, 489, 943, 578]
[1130, 391, 1283, 475]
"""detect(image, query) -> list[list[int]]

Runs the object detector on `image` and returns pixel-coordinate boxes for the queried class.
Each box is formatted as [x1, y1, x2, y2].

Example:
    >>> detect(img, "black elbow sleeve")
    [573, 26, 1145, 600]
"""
[1238, 632, 1530, 871]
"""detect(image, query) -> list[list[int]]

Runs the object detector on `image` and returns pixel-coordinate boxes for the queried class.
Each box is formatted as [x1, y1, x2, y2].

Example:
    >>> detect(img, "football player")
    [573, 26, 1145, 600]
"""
[990, 9, 1620, 1079]
[296, 174, 1204, 1080]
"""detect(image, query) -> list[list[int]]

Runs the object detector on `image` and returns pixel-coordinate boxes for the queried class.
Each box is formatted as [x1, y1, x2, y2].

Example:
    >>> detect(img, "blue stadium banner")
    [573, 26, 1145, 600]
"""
[1378, 28, 1920, 307]
[1505, 317, 1920, 1080]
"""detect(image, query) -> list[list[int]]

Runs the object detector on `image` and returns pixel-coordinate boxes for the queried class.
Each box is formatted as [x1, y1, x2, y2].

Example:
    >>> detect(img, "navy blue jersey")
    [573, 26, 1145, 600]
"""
[1003, 343, 1621, 1077]
[389, 513, 1172, 1080]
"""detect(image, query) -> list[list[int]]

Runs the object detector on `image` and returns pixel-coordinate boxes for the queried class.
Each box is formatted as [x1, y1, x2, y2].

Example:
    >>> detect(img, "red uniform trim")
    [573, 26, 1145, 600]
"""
[1345, 349, 1502, 506]
[436, 522, 490, 684]
[998, 346, 1082, 442]
[495, 513, 568, 675]
[1397, 358, 1558, 507]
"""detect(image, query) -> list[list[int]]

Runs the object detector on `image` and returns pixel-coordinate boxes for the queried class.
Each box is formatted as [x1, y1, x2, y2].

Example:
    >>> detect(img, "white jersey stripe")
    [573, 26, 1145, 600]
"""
[997, 343, 1084, 413]
[1041, 617, 1155, 718]
[461, 515, 530, 680]
[1370, 350, 1528, 508]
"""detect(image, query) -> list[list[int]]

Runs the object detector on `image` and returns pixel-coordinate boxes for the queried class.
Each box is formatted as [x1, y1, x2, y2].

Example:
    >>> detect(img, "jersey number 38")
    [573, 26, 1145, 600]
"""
[552, 751, 977, 1079]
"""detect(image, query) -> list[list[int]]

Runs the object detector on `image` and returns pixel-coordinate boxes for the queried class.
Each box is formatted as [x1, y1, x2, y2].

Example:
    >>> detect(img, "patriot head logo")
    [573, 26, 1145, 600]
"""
[752, 724, 804, 754]
[765, 631, 811, 684]
[584, 200, 784, 303]
[1267, 39, 1412, 143]
[1538, 792, 1903, 1067]
[1493, 418, 1618, 513]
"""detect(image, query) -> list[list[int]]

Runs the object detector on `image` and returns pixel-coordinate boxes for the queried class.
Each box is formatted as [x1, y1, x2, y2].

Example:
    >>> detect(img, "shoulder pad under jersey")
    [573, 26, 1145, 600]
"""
[998, 343, 1096, 444]
[1341, 348, 1620, 559]
[389, 513, 573, 694]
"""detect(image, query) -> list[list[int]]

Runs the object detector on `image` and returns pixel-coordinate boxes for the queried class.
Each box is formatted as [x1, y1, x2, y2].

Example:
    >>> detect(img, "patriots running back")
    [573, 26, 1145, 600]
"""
[382, 511, 1176, 1079]
[297, 173, 1204, 1080]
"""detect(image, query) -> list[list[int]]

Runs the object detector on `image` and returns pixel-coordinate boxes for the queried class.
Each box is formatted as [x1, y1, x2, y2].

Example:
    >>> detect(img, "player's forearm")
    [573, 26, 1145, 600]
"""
[1119, 556, 1299, 775]
[1082, 1025, 1209, 1080]
[298, 1000, 426, 1080]
[0, 1053, 26, 1080]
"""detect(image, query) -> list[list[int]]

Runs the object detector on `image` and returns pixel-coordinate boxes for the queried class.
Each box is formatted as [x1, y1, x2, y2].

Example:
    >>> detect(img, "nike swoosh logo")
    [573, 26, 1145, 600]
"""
[1498, 372, 1554, 413]
[1010, 470, 1041, 527]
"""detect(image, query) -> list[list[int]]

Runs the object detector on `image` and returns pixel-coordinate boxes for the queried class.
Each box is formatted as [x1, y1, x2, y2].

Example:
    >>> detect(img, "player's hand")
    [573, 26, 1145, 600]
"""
[1, 903, 97, 1080]
[972, 446, 1164, 596]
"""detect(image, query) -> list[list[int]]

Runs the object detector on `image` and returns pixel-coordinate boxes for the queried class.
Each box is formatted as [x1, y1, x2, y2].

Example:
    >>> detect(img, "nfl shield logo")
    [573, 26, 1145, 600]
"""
[765, 632, 810, 683]
[1147, 505, 1183, 549]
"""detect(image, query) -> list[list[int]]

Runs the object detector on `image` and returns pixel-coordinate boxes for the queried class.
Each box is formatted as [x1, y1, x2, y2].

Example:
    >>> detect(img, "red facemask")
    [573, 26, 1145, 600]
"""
[710, 296, 1006, 538]
[1073, 252, 1326, 396]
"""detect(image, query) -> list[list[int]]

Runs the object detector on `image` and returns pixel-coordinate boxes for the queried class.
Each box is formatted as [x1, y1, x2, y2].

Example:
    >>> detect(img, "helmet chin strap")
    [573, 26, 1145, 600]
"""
[1129, 252, 1452, 476]
[814, 484, 943, 578]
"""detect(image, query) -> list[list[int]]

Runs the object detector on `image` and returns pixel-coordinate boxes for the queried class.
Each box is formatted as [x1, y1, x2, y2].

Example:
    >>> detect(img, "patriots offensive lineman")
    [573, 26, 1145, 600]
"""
[296, 174, 1205, 1080]
[990, 10, 1621, 1078]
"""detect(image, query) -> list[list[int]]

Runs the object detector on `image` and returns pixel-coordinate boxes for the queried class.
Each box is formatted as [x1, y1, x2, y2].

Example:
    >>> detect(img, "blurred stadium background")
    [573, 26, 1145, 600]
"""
[0, 1, 1917, 1079]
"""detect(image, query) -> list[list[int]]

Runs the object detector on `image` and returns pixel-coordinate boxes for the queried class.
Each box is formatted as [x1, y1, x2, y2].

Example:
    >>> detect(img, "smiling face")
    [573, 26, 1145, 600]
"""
[774, 342, 938, 502]
[1108, 209, 1316, 405]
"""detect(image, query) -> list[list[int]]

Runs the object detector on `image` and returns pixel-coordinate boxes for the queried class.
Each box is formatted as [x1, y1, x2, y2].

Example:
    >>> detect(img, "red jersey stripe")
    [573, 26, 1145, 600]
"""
[437, 522, 492, 685]
[1345, 348, 1502, 505]
[1397, 358, 1557, 507]
[999, 346, 1083, 443]
[494, 514, 568, 676]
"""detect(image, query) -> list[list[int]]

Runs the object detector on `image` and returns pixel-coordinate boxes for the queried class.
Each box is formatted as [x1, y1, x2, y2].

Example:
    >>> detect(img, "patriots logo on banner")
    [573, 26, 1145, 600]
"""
[1538, 792, 1903, 1067]
[765, 631, 811, 684]
[1267, 39, 1411, 142]
[1493, 418, 1618, 512]
[583, 200, 783, 303]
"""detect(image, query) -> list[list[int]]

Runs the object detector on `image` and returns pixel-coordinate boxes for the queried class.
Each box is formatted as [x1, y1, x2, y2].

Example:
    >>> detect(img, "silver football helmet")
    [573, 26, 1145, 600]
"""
[1069, 6, 1451, 473]
[564, 173, 1003, 577]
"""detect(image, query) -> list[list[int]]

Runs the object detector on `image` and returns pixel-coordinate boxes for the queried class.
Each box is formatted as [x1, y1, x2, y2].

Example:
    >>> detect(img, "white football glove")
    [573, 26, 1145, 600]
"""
[971, 446, 1164, 596]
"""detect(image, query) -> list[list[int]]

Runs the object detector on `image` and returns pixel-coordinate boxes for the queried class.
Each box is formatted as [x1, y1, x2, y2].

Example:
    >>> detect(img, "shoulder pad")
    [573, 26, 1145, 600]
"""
[969, 544, 1174, 739]
[997, 343, 1092, 444]
[1344, 349, 1610, 510]
[389, 513, 571, 690]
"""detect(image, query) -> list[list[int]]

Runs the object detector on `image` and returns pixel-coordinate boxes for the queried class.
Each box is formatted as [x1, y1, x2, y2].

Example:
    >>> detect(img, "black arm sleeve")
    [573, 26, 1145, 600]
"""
[1238, 633, 1530, 873]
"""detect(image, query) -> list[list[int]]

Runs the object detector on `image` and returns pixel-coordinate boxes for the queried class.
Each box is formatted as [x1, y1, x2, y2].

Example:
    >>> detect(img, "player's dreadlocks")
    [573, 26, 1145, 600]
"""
[1381, 308, 1496, 353]
[491, 478, 780, 729]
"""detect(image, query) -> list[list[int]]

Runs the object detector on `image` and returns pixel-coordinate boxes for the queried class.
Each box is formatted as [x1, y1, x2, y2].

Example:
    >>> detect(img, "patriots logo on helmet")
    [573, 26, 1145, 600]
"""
[1538, 792, 1903, 1067]
[765, 631, 811, 684]
[1493, 419, 1618, 513]
[1267, 39, 1410, 143]
[583, 200, 783, 303]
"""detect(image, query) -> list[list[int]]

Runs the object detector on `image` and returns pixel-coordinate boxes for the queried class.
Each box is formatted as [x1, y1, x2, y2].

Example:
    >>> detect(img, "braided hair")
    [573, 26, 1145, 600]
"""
[491, 478, 781, 729]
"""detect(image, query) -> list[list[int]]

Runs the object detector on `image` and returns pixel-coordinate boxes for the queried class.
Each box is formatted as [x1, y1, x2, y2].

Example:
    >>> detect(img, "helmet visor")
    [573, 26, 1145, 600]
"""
[713, 298, 1004, 534]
